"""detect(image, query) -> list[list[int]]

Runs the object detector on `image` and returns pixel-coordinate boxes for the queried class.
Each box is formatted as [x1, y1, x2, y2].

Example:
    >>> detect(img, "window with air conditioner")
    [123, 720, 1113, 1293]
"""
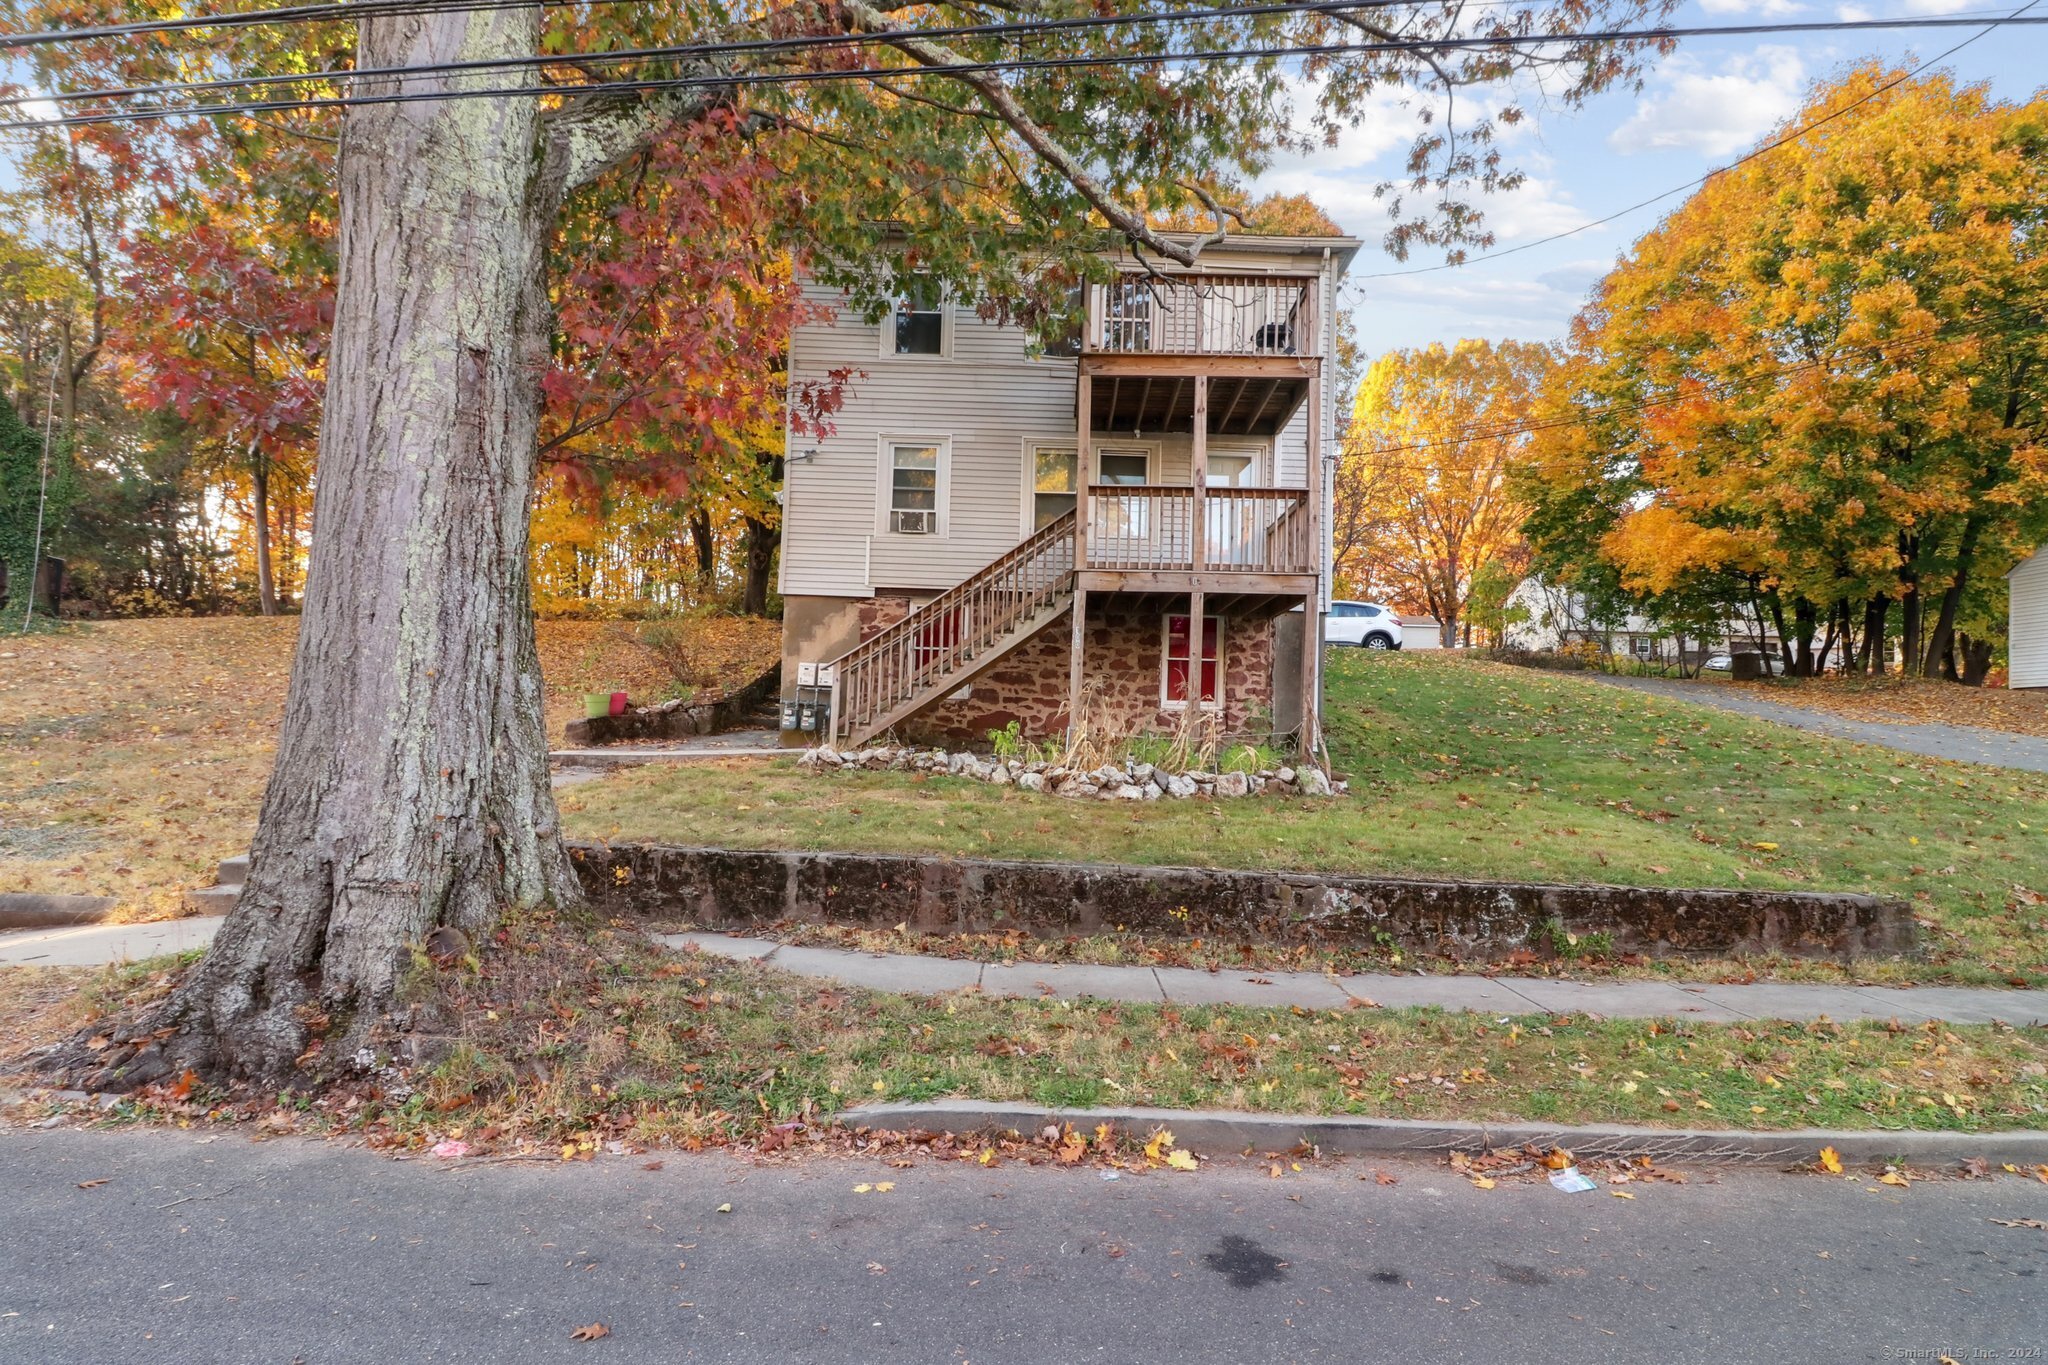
[887, 441, 941, 535]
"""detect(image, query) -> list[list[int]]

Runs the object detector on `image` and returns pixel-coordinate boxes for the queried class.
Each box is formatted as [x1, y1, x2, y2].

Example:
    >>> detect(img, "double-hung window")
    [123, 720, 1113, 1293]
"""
[888, 442, 940, 535]
[889, 283, 947, 357]
[1163, 614, 1222, 709]
[1029, 444, 1078, 530]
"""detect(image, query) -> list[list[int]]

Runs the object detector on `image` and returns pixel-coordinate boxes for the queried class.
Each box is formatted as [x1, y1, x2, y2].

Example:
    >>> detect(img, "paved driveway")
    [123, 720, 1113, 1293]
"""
[1584, 674, 2048, 774]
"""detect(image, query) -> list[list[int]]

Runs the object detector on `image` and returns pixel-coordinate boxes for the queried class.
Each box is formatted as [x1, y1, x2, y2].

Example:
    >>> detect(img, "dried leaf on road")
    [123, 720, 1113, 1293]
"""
[75, 1179, 109, 1189]
[1818, 1146, 1843, 1174]
[569, 1323, 610, 1341]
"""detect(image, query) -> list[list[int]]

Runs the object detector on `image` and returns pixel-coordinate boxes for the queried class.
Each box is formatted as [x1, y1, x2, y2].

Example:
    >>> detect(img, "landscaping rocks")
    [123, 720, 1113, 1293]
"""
[568, 842, 1917, 963]
[793, 744, 1345, 801]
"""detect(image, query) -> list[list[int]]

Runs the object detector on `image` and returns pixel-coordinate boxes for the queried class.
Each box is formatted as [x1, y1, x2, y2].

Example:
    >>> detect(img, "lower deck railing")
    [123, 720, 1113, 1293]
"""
[1083, 486, 1313, 573]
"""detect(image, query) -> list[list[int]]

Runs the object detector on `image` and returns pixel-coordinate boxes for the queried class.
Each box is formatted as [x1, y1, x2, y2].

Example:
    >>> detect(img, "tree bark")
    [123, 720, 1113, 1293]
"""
[164, 7, 587, 1081]
[1920, 513, 1983, 681]
[689, 504, 717, 587]
[251, 451, 277, 617]
[740, 451, 782, 617]
[1862, 595, 1890, 676]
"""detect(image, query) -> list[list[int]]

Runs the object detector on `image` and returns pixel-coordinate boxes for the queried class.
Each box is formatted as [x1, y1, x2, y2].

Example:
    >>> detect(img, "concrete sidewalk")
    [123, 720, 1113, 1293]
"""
[7, 916, 2044, 1025]
[657, 931, 2048, 1025]
[0, 916, 222, 967]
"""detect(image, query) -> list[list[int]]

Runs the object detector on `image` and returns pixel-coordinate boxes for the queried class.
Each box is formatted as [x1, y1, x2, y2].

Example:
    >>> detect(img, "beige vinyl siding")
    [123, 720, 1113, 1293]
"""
[780, 247, 1343, 601]
[781, 282, 1076, 598]
[2012, 548, 2048, 689]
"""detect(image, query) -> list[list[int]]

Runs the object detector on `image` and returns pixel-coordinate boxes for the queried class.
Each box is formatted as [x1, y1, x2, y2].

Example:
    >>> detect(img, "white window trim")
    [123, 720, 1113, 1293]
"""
[1093, 439, 1161, 487]
[1159, 612, 1226, 712]
[1204, 441, 1267, 487]
[1020, 437, 1079, 537]
[879, 289, 955, 360]
[876, 435, 951, 539]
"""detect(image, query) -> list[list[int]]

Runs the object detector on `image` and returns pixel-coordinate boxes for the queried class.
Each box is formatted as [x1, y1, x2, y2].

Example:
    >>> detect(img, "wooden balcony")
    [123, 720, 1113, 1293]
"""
[1085, 486, 1313, 573]
[1085, 272, 1319, 358]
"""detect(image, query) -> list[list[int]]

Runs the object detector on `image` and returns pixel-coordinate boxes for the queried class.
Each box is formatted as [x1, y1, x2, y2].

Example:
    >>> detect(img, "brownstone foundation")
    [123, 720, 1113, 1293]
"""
[886, 598, 1279, 744]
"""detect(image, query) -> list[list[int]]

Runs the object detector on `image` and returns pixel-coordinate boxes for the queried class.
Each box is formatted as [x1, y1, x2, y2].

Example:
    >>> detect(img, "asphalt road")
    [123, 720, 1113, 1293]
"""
[2, 1129, 2044, 1363]
[1583, 673, 2048, 773]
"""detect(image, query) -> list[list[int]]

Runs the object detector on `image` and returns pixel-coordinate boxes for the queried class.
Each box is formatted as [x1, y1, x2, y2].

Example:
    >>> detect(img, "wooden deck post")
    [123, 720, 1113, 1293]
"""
[1076, 370, 1092, 574]
[1187, 588, 1204, 712]
[1071, 369, 1093, 740]
[1190, 374, 1207, 573]
[1068, 586, 1088, 739]
[1301, 351, 1325, 753]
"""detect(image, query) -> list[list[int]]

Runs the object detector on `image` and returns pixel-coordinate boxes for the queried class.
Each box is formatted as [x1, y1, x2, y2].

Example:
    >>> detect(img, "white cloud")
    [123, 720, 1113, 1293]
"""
[1698, 0, 1803, 14]
[1608, 47, 1809, 158]
[1835, 2, 1874, 18]
[1486, 176, 1593, 241]
[1349, 271, 1587, 343]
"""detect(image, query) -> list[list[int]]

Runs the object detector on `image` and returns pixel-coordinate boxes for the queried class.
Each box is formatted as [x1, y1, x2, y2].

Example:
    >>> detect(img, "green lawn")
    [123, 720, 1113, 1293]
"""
[561, 651, 2048, 986]
[21, 922, 2040, 1148]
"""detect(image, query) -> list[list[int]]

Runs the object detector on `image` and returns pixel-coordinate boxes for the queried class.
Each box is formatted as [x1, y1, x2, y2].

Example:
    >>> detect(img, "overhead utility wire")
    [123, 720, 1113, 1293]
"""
[1345, 0, 2043, 282]
[0, 0, 1500, 110]
[5, 15, 2046, 133]
[0, 0, 650, 50]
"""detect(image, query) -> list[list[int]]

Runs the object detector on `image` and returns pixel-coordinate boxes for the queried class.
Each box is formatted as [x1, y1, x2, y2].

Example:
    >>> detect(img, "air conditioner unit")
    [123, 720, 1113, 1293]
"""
[891, 509, 936, 535]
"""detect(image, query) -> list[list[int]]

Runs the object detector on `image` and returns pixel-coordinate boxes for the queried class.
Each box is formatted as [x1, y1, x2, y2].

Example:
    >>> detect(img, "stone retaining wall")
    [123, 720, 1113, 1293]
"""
[568, 843, 1915, 962]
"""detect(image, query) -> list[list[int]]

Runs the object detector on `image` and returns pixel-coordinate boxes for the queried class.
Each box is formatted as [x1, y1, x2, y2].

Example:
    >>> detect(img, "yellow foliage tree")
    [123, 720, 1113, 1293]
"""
[1338, 339, 1555, 645]
[1531, 66, 2048, 679]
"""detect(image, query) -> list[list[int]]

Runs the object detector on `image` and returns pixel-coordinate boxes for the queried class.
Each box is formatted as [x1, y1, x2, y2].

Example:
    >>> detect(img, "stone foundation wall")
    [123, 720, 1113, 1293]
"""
[569, 843, 1917, 963]
[891, 601, 1278, 744]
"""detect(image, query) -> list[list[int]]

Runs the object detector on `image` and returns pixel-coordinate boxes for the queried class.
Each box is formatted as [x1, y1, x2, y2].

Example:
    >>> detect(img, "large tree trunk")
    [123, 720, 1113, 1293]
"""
[740, 452, 782, 617]
[1921, 514, 1983, 680]
[251, 453, 277, 617]
[166, 7, 582, 1081]
[1862, 595, 1890, 677]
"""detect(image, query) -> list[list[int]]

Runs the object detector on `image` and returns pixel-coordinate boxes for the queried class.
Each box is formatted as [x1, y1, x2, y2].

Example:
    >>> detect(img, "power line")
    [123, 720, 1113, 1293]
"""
[1344, 0, 2042, 284]
[0, 0, 1472, 112]
[0, 0, 645, 52]
[5, 15, 2046, 133]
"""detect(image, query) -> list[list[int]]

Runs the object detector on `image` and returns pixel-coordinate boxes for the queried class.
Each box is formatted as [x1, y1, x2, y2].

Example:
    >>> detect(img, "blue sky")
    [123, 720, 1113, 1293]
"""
[1254, 0, 2048, 356]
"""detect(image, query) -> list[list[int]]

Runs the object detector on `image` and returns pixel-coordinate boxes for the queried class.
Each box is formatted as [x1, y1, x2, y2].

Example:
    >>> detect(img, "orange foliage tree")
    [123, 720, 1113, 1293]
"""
[1525, 67, 2048, 680]
[1337, 339, 1553, 645]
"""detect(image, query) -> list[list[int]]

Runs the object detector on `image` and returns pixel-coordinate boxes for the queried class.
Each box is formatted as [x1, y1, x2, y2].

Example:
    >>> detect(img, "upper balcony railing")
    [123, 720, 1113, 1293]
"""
[1085, 272, 1320, 358]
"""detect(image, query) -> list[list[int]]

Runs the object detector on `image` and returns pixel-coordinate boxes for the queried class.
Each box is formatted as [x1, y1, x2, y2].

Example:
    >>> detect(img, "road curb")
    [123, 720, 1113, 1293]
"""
[841, 1100, 2048, 1168]
[0, 894, 116, 931]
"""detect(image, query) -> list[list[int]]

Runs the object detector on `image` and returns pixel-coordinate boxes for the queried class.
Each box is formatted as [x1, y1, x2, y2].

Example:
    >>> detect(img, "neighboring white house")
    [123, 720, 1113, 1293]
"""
[1502, 577, 1784, 665]
[2012, 547, 2048, 689]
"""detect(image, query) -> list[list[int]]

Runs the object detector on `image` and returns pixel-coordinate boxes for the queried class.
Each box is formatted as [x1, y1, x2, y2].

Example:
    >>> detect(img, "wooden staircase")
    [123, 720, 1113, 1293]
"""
[825, 511, 1077, 748]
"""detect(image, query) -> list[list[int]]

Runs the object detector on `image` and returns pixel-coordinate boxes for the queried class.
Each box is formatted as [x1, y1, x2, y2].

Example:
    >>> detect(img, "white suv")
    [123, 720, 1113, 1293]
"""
[1326, 600, 1404, 650]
